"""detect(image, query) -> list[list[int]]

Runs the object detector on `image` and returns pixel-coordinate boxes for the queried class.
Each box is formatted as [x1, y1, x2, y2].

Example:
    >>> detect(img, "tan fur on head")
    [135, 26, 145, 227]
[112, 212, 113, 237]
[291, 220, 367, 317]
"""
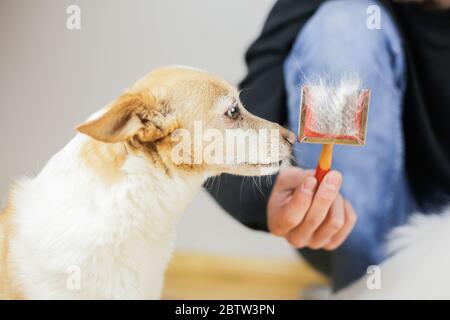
[77, 66, 294, 179]
[77, 92, 178, 143]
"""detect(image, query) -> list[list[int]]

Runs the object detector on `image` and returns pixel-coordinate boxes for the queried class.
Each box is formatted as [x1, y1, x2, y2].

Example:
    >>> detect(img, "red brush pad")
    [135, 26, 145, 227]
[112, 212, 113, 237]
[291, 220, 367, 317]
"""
[301, 87, 370, 145]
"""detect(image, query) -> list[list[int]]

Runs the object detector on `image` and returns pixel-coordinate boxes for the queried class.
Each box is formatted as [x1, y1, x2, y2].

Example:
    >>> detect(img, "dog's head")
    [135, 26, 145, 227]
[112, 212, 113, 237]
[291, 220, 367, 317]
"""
[77, 66, 294, 177]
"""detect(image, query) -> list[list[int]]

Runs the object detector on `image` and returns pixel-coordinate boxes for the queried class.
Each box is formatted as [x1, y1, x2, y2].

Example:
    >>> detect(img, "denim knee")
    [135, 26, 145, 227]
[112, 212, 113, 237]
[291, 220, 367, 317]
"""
[286, 0, 404, 90]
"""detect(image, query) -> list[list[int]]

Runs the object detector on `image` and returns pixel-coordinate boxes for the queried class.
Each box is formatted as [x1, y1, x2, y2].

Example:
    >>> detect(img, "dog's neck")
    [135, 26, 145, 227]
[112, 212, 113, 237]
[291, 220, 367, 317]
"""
[36, 134, 209, 235]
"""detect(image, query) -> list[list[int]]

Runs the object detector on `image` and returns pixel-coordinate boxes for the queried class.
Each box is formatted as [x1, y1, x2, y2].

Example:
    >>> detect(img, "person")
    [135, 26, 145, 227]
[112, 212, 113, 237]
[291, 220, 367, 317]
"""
[206, 0, 450, 290]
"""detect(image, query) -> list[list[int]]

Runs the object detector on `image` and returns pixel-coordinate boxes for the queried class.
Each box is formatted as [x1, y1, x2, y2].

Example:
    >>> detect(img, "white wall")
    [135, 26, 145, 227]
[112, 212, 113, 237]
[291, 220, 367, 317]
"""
[0, 0, 297, 259]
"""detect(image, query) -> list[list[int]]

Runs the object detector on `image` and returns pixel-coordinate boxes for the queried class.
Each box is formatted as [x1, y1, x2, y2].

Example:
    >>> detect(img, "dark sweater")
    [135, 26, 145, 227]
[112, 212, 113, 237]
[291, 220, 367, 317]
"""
[205, 0, 450, 234]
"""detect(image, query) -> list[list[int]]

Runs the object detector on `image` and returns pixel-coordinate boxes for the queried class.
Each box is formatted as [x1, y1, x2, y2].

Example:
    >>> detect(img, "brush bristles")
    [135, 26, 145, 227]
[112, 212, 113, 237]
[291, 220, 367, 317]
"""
[307, 76, 362, 137]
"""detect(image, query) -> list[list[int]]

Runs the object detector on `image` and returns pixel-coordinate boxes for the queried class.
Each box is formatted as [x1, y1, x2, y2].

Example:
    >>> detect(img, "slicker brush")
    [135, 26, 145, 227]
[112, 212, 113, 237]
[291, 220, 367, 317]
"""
[298, 77, 371, 183]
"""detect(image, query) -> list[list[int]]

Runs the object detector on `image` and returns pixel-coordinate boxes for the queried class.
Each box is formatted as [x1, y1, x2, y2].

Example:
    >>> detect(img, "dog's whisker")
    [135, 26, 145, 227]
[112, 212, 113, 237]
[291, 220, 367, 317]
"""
[252, 176, 266, 198]
[240, 176, 247, 201]
[215, 175, 222, 197]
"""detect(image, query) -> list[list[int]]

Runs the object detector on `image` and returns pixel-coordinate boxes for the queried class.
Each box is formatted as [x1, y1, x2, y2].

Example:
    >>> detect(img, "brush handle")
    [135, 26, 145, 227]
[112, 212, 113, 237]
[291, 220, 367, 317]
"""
[315, 144, 333, 184]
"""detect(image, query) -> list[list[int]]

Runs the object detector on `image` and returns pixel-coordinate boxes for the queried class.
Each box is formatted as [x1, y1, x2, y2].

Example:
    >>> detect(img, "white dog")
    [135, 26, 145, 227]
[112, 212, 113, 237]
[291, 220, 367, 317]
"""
[336, 208, 450, 299]
[0, 66, 295, 299]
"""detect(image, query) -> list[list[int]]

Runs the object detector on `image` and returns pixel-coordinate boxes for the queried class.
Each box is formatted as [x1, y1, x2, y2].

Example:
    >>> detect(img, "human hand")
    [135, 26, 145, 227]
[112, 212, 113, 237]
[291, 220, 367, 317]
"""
[267, 167, 356, 250]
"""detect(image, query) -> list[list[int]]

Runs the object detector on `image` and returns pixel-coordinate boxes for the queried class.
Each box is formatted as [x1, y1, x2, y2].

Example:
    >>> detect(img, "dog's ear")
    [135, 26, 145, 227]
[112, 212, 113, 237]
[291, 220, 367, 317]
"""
[77, 92, 177, 143]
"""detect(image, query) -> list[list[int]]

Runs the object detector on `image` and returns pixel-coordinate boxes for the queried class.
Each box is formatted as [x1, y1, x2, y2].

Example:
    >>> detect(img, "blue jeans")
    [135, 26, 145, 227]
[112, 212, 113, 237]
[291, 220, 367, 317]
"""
[284, 0, 417, 290]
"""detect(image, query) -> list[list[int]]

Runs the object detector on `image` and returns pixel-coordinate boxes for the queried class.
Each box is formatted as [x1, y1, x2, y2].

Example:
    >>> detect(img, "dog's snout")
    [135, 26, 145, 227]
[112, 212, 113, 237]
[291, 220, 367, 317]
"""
[280, 127, 296, 145]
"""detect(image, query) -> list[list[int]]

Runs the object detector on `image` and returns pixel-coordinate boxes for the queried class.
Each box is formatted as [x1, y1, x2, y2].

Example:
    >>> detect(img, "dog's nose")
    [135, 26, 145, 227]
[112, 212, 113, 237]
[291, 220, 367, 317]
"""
[280, 127, 296, 145]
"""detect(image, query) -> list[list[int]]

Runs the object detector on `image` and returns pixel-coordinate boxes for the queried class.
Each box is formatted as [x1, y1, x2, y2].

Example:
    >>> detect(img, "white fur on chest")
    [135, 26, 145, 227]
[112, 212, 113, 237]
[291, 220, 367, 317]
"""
[9, 135, 205, 299]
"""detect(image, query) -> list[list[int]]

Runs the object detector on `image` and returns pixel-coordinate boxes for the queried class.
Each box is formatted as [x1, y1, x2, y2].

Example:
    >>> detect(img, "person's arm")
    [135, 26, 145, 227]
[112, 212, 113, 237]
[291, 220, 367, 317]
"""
[205, 174, 272, 231]
[204, 0, 323, 231]
[205, 0, 357, 251]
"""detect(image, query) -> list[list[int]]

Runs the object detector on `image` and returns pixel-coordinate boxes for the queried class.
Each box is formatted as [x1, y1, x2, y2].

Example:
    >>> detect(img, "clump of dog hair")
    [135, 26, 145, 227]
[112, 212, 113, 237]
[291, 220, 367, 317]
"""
[307, 74, 363, 137]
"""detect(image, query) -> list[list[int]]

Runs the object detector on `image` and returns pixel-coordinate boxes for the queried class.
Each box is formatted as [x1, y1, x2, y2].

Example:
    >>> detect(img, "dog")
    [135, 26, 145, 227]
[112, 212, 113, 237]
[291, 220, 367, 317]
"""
[336, 207, 450, 299]
[0, 66, 295, 299]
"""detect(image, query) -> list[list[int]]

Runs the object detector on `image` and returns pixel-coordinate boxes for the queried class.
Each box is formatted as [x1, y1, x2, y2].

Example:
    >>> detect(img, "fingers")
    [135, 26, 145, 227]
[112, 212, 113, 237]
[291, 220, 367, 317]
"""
[267, 167, 314, 236]
[270, 167, 314, 197]
[269, 176, 317, 236]
[323, 200, 357, 250]
[286, 171, 342, 247]
[307, 194, 345, 249]
[268, 169, 357, 251]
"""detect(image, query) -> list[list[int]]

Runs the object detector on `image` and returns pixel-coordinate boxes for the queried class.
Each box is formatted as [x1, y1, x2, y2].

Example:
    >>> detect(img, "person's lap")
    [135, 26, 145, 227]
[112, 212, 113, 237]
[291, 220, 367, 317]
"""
[283, 0, 416, 290]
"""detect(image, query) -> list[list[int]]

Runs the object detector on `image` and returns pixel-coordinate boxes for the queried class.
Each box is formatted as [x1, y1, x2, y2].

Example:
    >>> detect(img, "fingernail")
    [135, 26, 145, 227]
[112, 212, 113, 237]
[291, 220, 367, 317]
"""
[302, 177, 317, 195]
[325, 172, 340, 190]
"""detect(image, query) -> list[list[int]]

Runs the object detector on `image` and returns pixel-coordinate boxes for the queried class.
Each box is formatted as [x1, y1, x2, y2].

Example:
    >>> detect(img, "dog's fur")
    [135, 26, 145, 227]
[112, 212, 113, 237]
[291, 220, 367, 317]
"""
[336, 207, 450, 299]
[0, 66, 294, 299]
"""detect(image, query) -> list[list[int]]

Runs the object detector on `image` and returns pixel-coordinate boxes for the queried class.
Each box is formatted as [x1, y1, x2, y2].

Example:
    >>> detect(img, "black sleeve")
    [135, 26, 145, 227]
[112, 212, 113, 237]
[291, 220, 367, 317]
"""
[204, 0, 324, 231]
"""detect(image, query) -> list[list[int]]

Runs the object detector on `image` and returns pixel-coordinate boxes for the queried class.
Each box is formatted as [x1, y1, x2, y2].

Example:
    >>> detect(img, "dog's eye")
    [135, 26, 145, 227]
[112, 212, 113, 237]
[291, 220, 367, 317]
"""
[226, 106, 240, 120]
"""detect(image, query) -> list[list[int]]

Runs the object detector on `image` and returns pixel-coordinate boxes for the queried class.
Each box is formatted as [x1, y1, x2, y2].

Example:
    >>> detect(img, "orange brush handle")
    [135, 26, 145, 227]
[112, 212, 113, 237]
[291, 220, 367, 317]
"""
[315, 144, 333, 184]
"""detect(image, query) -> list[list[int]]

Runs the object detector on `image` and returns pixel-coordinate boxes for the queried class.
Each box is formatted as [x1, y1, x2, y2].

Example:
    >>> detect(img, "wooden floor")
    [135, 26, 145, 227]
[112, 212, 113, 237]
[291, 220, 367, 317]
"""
[162, 251, 328, 300]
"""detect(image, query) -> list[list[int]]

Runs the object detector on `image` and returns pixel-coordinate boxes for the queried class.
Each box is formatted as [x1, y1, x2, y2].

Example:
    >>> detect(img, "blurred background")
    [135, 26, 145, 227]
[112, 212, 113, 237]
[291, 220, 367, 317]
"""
[0, 0, 326, 299]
